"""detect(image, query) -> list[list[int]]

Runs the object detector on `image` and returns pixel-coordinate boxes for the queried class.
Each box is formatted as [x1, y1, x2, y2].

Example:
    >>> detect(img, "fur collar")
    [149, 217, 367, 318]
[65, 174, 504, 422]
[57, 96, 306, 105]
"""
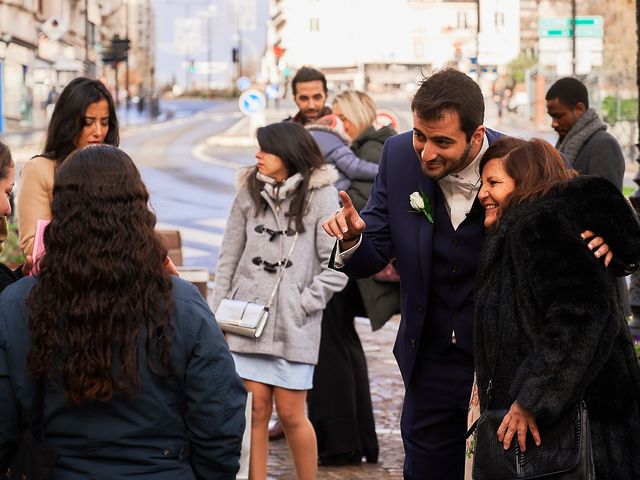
[236, 164, 338, 191]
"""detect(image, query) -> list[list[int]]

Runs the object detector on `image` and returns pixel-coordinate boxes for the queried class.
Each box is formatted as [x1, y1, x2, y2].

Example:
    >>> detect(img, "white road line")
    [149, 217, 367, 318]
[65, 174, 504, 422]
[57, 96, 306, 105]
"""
[157, 222, 223, 247]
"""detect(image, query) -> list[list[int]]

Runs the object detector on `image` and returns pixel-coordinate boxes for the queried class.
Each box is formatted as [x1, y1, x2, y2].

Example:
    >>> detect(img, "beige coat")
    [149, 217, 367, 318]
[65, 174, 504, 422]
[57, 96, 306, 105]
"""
[17, 156, 55, 256]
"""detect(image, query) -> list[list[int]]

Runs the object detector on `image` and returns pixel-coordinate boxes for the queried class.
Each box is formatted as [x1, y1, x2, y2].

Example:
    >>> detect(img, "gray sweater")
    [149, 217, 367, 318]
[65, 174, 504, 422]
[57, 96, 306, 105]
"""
[212, 165, 347, 364]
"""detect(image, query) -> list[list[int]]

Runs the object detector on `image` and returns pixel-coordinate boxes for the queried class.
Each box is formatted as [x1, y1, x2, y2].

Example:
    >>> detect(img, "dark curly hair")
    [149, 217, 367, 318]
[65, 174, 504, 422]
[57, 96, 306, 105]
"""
[43, 77, 119, 165]
[27, 145, 174, 405]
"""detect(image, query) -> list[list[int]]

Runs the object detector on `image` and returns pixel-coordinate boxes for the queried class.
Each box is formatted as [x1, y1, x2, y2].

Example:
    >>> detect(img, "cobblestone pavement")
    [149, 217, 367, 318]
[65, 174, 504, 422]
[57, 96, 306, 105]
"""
[266, 316, 405, 479]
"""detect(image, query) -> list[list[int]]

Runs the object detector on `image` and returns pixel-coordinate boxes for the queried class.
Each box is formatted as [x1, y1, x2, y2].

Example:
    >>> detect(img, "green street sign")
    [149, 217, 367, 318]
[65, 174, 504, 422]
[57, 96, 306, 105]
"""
[539, 16, 603, 38]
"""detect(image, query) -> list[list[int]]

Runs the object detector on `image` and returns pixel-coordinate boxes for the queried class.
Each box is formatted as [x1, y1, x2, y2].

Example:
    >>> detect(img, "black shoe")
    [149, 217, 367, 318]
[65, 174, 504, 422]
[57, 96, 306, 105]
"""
[319, 451, 363, 466]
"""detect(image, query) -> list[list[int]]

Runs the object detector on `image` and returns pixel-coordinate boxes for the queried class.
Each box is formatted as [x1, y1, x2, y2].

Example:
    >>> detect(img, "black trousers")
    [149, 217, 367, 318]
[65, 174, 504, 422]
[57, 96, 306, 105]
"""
[308, 281, 379, 462]
[401, 344, 474, 480]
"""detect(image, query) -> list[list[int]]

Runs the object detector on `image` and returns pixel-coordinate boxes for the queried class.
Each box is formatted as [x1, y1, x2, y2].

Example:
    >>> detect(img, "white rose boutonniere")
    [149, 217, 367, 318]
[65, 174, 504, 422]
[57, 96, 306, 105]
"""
[409, 190, 434, 224]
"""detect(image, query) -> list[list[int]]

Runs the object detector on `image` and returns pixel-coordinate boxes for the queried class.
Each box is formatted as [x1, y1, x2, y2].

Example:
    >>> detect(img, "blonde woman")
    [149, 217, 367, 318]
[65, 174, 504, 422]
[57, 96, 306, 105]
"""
[308, 91, 399, 466]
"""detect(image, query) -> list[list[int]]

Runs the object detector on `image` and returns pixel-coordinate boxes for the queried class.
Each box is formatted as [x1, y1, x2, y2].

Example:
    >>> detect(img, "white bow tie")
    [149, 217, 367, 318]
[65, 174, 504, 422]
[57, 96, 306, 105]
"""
[442, 174, 479, 196]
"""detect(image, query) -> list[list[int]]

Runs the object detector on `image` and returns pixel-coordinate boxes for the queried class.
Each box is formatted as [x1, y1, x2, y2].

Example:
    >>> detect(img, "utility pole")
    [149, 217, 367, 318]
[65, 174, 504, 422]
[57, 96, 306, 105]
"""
[476, 0, 481, 81]
[571, 0, 577, 76]
[628, 0, 640, 339]
[125, 0, 130, 110]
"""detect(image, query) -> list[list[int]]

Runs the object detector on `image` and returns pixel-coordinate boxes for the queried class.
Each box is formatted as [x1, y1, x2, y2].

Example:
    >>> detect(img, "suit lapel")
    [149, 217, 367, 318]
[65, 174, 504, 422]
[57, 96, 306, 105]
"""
[417, 174, 436, 295]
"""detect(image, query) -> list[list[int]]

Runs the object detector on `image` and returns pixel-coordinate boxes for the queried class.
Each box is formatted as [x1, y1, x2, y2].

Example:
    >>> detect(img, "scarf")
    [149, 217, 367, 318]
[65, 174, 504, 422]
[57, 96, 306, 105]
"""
[256, 171, 303, 202]
[556, 108, 607, 166]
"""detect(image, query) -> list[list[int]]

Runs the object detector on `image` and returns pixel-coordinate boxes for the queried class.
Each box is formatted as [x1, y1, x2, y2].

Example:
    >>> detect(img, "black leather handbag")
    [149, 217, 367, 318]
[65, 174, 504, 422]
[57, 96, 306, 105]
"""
[471, 402, 595, 480]
[4, 380, 58, 480]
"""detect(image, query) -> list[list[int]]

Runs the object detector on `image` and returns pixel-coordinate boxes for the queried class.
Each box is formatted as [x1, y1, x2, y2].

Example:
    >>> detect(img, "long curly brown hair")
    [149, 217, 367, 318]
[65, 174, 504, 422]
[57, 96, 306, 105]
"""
[27, 145, 174, 405]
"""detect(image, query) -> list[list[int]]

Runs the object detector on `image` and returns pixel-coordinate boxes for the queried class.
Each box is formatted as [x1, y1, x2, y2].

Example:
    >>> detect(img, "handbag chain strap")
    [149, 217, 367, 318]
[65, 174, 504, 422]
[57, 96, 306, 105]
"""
[264, 230, 299, 310]
[264, 191, 314, 310]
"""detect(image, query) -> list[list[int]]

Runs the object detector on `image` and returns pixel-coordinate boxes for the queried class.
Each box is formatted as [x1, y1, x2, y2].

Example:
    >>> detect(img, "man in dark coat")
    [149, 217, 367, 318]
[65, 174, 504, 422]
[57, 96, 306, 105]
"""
[546, 77, 625, 189]
[546, 77, 630, 315]
[284, 66, 331, 125]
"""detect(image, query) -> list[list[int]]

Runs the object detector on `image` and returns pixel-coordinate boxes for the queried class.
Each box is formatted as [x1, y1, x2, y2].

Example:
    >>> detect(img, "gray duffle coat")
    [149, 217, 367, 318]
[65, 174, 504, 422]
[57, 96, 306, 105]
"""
[212, 165, 348, 365]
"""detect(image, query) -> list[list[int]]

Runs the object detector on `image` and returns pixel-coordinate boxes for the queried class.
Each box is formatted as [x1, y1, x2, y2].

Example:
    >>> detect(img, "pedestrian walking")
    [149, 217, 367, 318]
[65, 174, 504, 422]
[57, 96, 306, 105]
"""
[474, 137, 640, 480]
[0, 145, 246, 478]
[212, 122, 347, 480]
[321, 68, 612, 480]
[308, 90, 398, 466]
[18, 77, 120, 256]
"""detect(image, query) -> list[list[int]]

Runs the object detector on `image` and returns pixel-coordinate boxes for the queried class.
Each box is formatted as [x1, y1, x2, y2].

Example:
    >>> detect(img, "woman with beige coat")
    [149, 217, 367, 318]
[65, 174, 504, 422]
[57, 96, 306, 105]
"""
[18, 77, 119, 256]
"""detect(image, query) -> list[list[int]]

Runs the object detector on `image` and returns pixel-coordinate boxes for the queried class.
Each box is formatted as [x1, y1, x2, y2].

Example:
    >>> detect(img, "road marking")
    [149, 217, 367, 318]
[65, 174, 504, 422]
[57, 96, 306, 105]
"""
[157, 222, 223, 247]
[196, 218, 228, 228]
[191, 143, 246, 169]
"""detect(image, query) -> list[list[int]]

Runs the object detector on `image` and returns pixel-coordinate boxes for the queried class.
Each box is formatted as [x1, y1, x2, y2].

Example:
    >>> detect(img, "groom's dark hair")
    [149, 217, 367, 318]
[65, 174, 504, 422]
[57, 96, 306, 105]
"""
[546, 77, 589, 109]
[411, 68, 484, 142]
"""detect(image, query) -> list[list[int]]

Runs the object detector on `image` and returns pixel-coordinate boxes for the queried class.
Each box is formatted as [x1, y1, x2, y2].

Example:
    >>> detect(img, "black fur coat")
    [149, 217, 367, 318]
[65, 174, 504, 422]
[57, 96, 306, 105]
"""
[474, 176, 640, 479]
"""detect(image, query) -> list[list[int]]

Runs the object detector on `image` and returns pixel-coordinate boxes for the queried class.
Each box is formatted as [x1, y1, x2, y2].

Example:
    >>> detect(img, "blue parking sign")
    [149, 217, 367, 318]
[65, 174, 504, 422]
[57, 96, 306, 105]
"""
[238, 89, 266, 116]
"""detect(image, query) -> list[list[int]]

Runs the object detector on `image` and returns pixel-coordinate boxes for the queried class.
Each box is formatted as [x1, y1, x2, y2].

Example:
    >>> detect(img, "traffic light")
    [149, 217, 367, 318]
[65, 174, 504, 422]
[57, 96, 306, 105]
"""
[102, 35, 130, 64]
[232, 47, 239, 64]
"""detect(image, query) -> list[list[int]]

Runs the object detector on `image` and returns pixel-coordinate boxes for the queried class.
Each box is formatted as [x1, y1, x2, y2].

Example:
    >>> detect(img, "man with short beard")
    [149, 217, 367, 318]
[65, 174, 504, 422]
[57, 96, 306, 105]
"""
[285, 66, 332, 125]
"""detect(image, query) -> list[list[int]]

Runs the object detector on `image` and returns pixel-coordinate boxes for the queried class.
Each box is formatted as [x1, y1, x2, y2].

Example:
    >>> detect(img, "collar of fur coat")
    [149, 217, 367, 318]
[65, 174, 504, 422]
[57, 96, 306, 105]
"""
[236, 164, 339, 192]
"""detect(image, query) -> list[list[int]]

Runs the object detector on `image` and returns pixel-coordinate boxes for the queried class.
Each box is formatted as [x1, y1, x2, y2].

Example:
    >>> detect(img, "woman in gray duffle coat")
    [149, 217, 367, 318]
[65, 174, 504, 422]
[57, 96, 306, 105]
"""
[212, 122, 347, 480]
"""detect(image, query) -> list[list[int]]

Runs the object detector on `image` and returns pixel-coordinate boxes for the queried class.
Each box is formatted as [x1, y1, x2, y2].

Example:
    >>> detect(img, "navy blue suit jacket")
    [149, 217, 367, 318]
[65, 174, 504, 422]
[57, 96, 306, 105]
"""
[337, 129, 502, 386]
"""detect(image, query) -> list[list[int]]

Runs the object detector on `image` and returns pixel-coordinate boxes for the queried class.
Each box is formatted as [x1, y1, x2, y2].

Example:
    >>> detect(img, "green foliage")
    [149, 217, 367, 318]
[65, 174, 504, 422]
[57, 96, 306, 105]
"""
[0, 220, 24, 269]
[507, 53, 537, 84]
[601, 96, 638, 124]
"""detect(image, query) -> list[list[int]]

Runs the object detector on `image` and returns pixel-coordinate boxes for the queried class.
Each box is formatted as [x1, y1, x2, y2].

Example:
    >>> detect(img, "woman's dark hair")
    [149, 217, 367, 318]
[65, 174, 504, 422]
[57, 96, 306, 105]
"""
[247, 122, 325, 233]
[480, 137, 576, 223]
[27, 145, 174, 405]
[0, 141, 14, 180]
[43, 77, 119, 165]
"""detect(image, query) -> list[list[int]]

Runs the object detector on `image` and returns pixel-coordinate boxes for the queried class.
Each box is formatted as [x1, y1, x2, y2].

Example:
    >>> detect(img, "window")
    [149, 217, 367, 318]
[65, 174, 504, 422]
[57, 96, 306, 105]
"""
[457, 12, 469, 30]
[309, 17, 319, 32]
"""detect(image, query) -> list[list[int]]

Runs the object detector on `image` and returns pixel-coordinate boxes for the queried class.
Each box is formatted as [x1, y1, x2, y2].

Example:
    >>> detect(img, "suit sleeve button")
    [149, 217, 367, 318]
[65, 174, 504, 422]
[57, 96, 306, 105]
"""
[163, 448, 171, 456]
[410, 338, 416, 348]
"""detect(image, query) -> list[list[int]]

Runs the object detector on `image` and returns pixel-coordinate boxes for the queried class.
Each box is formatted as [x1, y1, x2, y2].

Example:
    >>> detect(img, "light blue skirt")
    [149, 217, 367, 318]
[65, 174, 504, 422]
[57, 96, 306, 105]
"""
[231, 352, 315, 390]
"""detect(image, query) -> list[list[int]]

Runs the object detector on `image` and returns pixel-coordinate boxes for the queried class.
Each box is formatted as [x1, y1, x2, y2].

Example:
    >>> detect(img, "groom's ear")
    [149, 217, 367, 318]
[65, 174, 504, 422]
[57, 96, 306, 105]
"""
[471, 125, 486, 147]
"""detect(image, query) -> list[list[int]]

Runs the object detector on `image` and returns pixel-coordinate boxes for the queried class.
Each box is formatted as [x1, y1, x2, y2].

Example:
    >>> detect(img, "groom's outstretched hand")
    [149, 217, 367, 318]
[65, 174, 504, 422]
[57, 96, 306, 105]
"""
[322, 191, 366, 250]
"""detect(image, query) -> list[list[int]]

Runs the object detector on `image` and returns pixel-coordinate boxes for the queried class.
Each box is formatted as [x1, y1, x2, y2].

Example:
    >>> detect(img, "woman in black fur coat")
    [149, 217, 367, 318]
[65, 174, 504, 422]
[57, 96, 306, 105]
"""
[474, 137, 640, 479]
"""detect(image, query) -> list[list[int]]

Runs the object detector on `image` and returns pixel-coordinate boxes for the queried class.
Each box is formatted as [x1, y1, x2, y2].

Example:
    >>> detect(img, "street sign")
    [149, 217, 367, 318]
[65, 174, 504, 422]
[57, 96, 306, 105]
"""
[236, 76, 251, 92]
[539, 16, 603, 38]
[238, 89, 266, 116]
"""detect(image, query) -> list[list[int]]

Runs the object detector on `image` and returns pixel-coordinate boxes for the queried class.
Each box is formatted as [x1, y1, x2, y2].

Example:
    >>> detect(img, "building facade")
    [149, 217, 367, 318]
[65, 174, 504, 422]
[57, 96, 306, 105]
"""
[263, 0, 520, 92]
[0, 0, 155, 131]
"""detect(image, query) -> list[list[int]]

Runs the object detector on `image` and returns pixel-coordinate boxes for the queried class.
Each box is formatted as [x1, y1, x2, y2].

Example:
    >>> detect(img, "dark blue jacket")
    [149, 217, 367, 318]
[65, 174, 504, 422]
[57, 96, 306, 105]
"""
[0, 276, 246, 479]
[337, 129, 501, 385]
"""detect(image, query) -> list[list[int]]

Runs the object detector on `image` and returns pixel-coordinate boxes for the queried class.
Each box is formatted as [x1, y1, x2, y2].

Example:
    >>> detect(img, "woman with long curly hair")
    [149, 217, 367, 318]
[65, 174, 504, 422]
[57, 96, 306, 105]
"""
[0, 145, 246, 479]
[18, 77, 120, 256]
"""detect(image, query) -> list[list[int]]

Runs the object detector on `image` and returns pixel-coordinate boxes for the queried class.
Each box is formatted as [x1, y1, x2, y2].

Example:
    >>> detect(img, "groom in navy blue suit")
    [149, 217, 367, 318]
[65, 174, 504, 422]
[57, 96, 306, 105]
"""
[324, 69, 499, 479]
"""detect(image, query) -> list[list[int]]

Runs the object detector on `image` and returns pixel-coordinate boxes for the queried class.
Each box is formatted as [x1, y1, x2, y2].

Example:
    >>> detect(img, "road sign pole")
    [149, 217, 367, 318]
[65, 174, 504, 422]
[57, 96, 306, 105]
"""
[571, 0, 577, 75]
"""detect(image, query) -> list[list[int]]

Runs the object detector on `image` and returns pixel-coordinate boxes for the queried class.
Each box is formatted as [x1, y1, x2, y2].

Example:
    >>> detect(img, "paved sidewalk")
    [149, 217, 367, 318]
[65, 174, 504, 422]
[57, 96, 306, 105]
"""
[266, 316, 406, 480]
